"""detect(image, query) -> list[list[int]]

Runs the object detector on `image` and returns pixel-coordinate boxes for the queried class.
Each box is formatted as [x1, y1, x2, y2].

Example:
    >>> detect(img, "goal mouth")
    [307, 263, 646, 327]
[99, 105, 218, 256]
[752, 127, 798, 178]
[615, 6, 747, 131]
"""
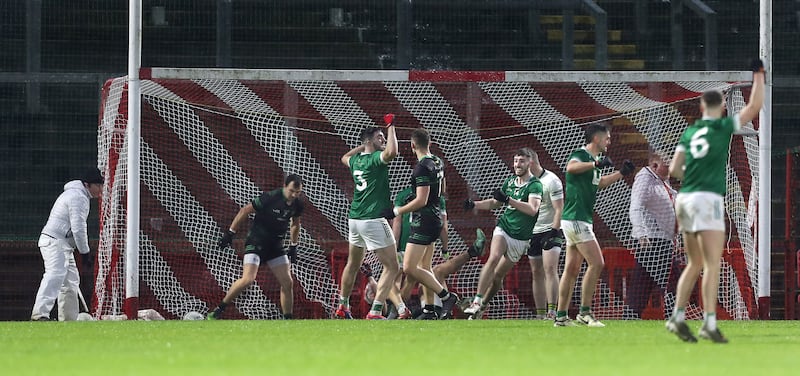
[96, 69, 758, 320]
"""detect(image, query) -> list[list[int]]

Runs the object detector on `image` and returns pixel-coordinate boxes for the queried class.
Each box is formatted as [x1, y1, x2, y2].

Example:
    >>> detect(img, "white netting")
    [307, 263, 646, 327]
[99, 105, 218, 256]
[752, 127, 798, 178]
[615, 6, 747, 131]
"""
[95, 71, 758, 320]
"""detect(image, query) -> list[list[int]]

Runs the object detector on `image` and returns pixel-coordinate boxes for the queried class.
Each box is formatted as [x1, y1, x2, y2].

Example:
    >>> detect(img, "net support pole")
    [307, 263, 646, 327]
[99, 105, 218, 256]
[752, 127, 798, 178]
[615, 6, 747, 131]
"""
[757, 0, 772, 319]
[125, 0, 142, 319]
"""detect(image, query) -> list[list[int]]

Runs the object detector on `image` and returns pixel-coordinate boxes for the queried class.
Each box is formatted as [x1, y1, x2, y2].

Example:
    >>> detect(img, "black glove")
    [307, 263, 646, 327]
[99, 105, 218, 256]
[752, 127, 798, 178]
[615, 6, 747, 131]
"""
[381, 207, 397, 220]
[620, 159, 635, 176]
[287, 244, 298, 264]
[463, 198, 475, 210]
[218, 230, 235, 250]
[492, 188, 509, 204]
[595, 156, 613, 169]
[81, 253, 94, 271]
[750, 58, 765, 73]
[540, 228, 565, 250]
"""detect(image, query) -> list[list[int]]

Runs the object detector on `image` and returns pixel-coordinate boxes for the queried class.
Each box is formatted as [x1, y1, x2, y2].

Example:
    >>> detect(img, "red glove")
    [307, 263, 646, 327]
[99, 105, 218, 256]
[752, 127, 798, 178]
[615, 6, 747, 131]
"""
[383, 113, 395, 127]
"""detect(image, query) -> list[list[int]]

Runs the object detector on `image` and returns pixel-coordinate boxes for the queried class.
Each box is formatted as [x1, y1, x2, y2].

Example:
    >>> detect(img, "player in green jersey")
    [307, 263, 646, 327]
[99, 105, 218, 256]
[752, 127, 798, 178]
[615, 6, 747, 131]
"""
[385, 129, 460, 319]
[209, 174, 304, 320]
[462, 148, 543, 319]
[337, 114, 404, 319]
[554, 124, 634, 327]
[666, 60, 765, 343]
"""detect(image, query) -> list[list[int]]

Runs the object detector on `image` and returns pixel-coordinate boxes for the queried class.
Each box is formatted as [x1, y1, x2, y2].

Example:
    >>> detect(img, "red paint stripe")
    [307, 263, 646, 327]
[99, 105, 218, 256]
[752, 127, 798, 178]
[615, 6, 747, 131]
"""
[242, 81, 359, 204]
[139, 68, 152, 80]
[410, 70, 505, 82]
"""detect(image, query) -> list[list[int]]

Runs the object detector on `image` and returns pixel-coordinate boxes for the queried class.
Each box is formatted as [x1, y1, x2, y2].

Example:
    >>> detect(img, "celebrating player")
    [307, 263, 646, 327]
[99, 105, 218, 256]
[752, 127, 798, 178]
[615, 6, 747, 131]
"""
[554, 123, 634, 327]
[665, 59, 765, 343]
[462, 148, 543, 319]
[384, 128, 459, 319]
[336, 115, 404, 319]
[209, 174, 304, 320]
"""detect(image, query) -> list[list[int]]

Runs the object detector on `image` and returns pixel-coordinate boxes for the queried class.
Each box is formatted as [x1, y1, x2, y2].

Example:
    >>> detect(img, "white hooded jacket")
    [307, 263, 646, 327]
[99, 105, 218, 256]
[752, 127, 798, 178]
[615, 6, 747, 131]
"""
[41, 180, 92, 255]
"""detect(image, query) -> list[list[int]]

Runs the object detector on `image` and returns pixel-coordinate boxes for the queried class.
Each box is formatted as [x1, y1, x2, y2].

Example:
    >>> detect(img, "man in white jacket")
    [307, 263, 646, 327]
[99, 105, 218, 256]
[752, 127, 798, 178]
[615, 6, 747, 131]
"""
[31, 168, 103, 321]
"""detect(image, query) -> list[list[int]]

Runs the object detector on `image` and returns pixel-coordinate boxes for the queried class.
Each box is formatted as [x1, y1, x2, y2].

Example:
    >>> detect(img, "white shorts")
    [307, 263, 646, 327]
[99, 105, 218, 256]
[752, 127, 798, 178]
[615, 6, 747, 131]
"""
[675, 192, 725, 232]
[492, 227, 530, 263]
[562, 220, 596, 246]
[348, 218, 396, 251]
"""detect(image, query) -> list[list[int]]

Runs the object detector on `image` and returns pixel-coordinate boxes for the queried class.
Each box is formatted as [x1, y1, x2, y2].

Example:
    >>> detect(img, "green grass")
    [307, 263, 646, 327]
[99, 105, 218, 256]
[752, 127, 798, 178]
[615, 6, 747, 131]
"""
[1, 320, 798, 375]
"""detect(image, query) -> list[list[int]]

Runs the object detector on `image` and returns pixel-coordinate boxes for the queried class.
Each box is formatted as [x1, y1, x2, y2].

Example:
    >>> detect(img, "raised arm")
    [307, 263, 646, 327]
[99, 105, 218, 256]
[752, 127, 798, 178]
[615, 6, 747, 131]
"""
[738, 60, 766, 126]
[341, 144, 365, 167]
[381, 123, 398, 163]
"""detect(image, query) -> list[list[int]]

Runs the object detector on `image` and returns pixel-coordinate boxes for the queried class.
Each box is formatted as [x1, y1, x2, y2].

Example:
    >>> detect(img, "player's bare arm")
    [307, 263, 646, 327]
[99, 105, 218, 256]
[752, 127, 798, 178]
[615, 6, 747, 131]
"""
[551, 197, 564, 230]
[566, 159, 595, 174]
[598, 171, 624, 189]
[396, 185, 430, 216]
[473, 197, 505, 211]
[229, 203, 256, 232]
[669, 150, 686, 180]
[340, 144, 365, 167]
[289, 216, 301, 244]
[380, 121, 398, 163]
[738, 68, 765, 126]
[508, 195, 541, 217]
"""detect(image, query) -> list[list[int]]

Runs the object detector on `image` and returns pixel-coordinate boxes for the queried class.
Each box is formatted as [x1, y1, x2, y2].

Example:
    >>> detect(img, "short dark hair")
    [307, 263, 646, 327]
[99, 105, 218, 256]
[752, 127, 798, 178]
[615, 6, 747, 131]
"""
[702, 90, 723, 109]
[411, 128, 430, 148]
[81, 168, 104, 184]
[284, 174, 303, 188]
[359, 127, 381, 143]
[584, 123, 609, 144]
[515, 147, 534, 159]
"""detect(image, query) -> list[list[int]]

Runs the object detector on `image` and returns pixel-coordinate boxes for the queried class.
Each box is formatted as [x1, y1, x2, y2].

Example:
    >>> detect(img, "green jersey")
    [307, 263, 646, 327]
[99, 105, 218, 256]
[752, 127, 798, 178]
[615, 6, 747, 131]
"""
[676, 116, 737, 196]
[348, 151, 391, 220]
[562, 148, 600, 223]
[394, 186, 447, 252]
[496, 175, 543, 241]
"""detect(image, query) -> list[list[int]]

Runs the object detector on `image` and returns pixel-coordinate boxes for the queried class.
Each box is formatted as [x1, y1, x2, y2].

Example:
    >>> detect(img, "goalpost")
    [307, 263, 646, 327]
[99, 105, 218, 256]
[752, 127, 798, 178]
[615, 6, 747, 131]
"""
[95, 68, 762, 320]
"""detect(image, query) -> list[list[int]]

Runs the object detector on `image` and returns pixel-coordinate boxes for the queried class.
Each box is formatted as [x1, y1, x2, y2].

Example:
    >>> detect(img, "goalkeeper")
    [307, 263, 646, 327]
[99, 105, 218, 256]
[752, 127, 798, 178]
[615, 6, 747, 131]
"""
[462, 148, 543, 319]
[526, 151, 565, 320]
[209, 174, 304, 320]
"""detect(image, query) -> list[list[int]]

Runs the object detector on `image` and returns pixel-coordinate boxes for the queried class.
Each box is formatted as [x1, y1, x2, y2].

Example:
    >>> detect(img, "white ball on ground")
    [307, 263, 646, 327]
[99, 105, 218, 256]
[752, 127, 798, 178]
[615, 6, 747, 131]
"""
[182, 311, 205, 320]
[77, 312, 95, 321]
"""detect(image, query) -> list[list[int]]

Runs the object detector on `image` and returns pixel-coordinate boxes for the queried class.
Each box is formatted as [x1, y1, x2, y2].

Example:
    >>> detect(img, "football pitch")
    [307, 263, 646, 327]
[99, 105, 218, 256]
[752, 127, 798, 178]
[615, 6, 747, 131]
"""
[1, 320, 797, 375]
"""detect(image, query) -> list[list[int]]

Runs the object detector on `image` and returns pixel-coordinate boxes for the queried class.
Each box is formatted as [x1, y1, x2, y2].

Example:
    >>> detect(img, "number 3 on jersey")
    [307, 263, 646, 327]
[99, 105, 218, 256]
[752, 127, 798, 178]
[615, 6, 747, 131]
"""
[354, 170, 367, 191]
[689, 127, 710, 159]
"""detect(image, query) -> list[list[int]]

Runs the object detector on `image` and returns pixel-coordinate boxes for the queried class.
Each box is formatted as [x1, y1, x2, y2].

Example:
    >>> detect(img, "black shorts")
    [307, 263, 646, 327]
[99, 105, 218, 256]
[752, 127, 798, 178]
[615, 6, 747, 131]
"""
[407, 215, 443, 246]
[527, 232, 547, 258]
[244, 236, 286, 262]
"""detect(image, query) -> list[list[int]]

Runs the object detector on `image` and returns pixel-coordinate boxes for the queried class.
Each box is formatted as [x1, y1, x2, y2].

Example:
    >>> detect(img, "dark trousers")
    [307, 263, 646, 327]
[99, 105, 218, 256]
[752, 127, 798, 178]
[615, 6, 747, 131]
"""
[627, 238, 674, 318]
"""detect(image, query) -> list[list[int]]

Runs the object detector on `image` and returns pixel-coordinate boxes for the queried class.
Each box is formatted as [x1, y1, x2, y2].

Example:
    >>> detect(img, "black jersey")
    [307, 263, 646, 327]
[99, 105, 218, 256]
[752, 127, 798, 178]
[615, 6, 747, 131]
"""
[248, 188, 304, 241]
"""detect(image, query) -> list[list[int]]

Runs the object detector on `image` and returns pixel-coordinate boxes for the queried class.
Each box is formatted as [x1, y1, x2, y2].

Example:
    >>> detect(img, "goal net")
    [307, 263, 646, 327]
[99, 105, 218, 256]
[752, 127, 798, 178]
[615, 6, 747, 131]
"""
[95, 69, 759, 320]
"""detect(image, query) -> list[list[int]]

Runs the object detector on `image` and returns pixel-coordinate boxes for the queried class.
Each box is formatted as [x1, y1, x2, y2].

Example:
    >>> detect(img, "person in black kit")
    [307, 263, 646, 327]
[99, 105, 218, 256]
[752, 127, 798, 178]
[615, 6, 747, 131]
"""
[208, 174, 304, 320]
[384, 128, 458, 320]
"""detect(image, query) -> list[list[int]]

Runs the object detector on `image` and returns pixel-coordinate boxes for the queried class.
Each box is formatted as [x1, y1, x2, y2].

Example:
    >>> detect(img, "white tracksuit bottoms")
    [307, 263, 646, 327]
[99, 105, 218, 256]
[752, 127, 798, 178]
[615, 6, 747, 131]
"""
[31, 235, 80, 321]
